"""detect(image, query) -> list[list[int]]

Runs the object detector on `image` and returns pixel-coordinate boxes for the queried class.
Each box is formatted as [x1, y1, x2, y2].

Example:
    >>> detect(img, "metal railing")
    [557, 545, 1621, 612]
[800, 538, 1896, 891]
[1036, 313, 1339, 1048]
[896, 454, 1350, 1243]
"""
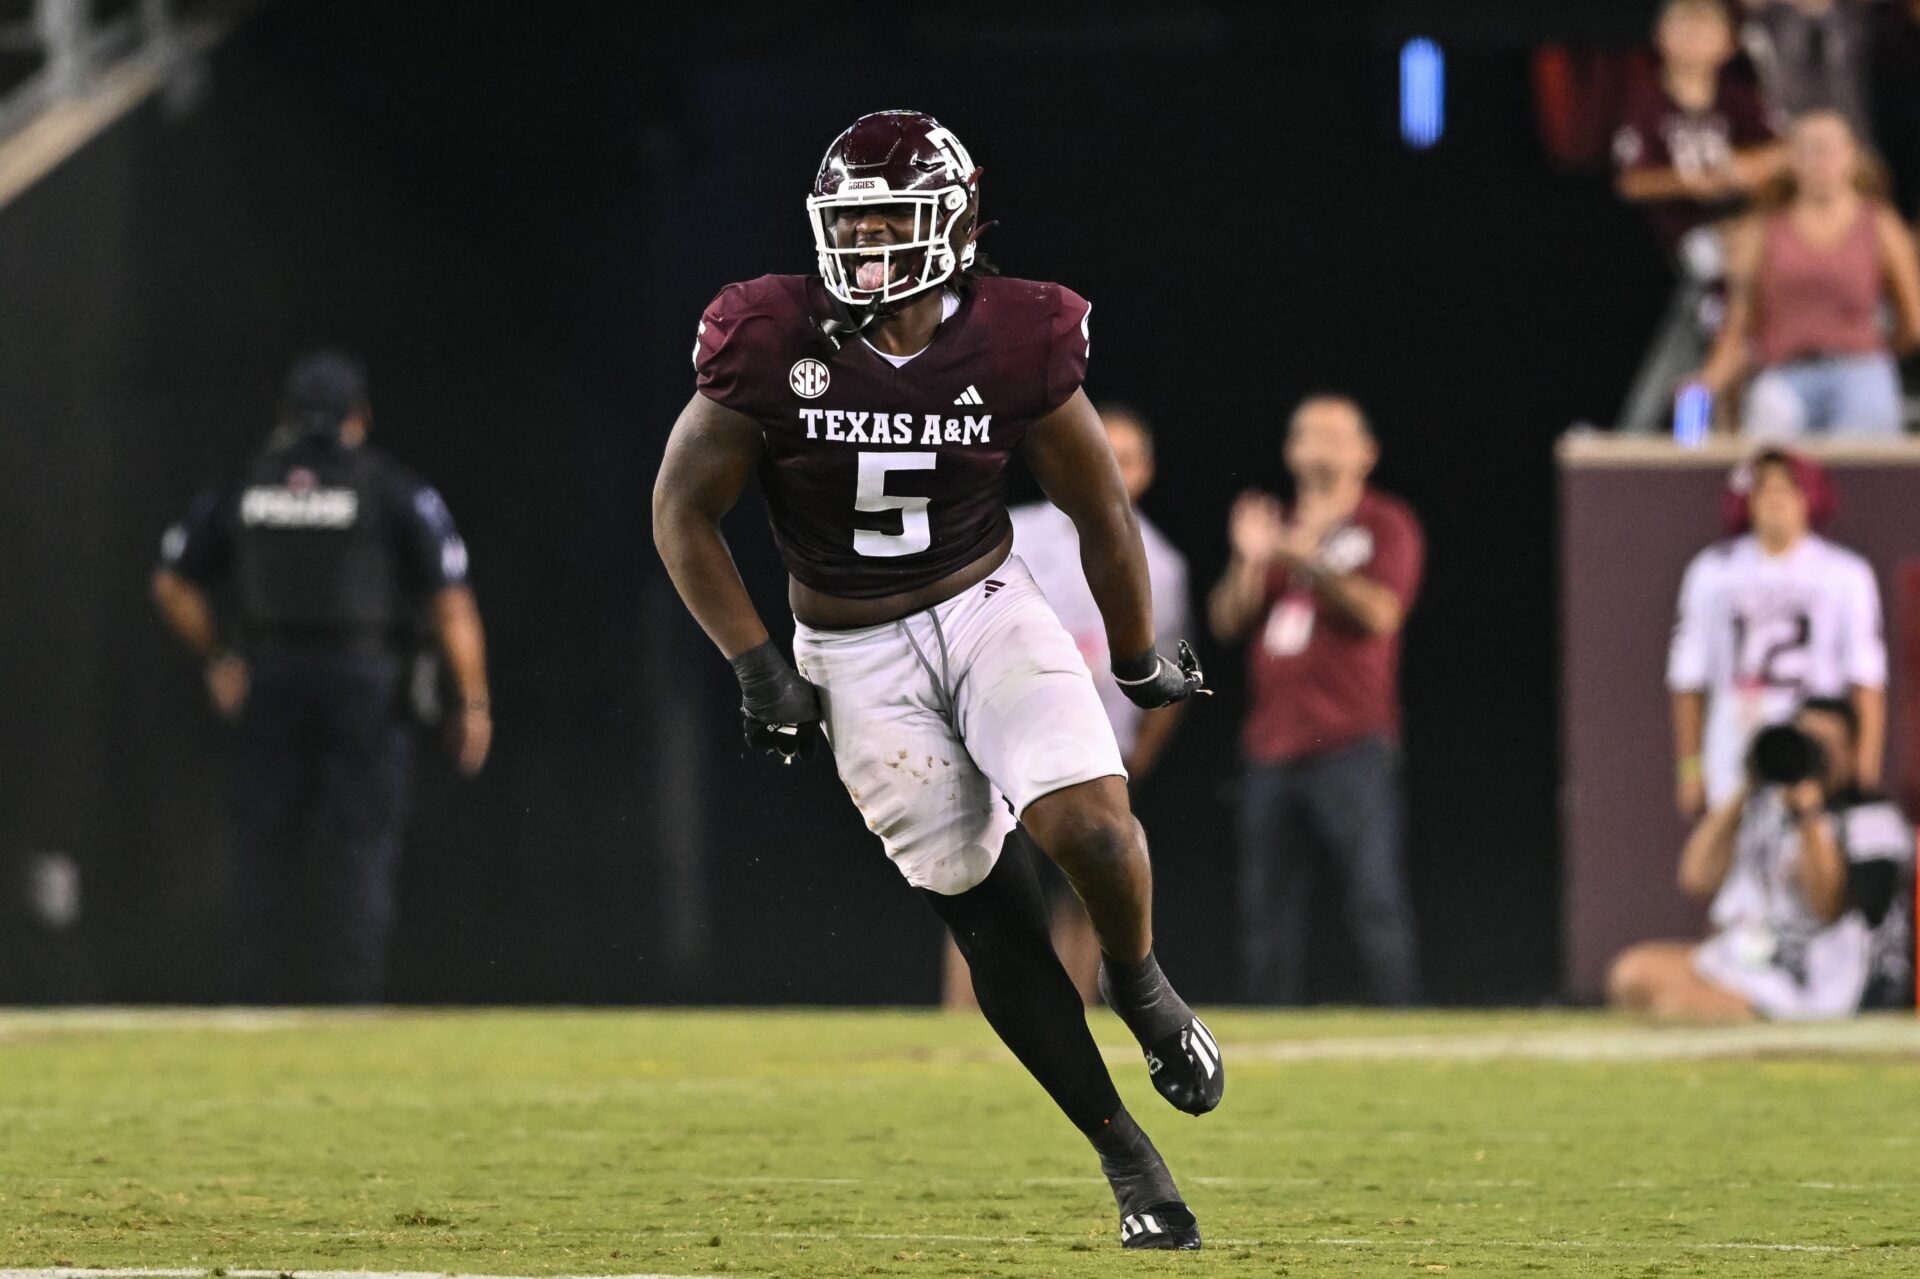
[0, 0, 185, 144]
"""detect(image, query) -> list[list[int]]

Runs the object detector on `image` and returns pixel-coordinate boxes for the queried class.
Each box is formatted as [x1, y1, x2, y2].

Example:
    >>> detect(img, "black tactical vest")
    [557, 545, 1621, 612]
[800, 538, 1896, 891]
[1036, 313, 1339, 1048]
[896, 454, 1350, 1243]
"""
[233, 435, 396, 638]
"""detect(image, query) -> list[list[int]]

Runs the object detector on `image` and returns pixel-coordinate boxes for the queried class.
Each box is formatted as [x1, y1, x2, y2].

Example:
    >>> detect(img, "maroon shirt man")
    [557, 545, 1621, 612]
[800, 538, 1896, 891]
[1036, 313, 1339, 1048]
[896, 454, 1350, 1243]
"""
[1239, 488, 1423, 763]
[1210, 395, 1423, 1005]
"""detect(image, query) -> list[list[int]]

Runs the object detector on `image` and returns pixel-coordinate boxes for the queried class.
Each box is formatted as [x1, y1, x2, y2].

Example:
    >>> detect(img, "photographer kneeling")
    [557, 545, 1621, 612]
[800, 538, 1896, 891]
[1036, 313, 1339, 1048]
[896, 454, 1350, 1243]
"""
[1610, 699, 1913, 1021]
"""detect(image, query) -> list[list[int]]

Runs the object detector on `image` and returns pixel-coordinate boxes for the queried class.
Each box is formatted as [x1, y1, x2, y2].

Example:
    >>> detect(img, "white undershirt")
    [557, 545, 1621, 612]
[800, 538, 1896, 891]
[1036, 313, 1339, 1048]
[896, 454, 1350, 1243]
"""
[863, 290, 961, 367]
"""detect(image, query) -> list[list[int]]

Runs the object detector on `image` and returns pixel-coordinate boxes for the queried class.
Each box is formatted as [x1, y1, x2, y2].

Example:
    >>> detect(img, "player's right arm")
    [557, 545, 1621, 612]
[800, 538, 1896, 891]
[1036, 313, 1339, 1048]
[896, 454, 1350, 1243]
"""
[652, 392, 771, 660]
[654, 391, 821, 761]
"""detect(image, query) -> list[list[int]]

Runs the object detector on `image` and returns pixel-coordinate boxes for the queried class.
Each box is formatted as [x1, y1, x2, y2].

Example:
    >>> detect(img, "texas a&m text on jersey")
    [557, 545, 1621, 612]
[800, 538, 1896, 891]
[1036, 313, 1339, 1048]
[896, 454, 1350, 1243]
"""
[693, 272, 1091, 599]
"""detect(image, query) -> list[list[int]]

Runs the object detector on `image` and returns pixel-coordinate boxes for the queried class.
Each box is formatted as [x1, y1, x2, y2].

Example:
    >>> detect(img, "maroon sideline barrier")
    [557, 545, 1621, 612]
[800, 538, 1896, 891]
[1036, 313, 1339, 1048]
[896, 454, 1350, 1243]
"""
[1557, 435, 1920, 1002]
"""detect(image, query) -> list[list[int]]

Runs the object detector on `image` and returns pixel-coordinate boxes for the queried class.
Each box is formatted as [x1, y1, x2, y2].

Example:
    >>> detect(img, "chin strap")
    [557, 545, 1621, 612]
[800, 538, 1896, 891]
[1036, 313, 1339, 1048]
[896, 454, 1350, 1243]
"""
[814, 292, 878, 349]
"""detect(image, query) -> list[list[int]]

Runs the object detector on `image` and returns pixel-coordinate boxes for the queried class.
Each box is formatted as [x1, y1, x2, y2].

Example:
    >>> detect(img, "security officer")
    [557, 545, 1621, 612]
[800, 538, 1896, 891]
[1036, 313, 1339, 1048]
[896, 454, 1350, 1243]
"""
[152, 351, 491, 1003]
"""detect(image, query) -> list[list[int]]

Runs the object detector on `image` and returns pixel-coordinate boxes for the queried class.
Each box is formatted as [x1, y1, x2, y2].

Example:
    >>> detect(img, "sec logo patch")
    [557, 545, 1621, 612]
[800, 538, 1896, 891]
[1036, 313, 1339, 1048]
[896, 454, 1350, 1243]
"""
[789, 358, 831, 399]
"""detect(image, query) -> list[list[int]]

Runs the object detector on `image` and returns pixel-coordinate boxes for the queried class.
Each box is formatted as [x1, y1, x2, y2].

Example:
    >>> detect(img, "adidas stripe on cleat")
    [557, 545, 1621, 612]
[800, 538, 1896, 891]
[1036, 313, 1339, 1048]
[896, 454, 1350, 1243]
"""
[1120, 1202, 1201, 1250]
[1142, 1015, 1225, 1116]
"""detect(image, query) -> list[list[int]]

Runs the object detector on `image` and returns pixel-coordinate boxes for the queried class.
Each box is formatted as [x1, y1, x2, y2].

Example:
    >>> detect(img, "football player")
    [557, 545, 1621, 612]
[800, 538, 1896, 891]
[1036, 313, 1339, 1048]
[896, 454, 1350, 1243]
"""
[653, 110, 1220, 1250]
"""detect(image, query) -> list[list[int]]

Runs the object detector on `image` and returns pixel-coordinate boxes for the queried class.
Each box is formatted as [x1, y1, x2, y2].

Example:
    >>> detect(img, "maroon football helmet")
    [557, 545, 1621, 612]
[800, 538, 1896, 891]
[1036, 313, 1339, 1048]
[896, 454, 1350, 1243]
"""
[808, 110, 981, 308]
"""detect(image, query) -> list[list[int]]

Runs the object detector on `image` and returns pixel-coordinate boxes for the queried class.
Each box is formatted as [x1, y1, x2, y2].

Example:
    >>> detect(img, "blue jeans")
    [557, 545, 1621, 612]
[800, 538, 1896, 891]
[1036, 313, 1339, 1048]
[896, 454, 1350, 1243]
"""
[1237, 736, 1420, 1005]
[1742, 352, 1906, 440]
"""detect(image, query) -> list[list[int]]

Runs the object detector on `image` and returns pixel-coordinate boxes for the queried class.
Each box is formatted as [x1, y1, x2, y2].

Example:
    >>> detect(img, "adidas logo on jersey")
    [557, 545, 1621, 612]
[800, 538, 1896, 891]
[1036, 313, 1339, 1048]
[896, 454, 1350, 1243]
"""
[953, 385, 984, 406]
[982, 578, 1006, 597]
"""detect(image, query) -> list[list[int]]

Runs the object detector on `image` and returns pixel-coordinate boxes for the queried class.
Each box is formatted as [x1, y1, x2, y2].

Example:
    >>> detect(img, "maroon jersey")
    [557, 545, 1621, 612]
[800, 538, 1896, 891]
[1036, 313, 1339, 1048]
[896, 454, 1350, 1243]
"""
[1612, 72, 1778, 251]
[1241, 488, 1424, 764]
[694, 274, 1090, 599]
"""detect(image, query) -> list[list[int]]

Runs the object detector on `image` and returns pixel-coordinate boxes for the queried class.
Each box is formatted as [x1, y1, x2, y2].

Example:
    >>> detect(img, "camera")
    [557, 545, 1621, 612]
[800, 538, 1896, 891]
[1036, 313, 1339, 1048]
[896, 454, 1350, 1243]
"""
[1747, 723, 1826, 787]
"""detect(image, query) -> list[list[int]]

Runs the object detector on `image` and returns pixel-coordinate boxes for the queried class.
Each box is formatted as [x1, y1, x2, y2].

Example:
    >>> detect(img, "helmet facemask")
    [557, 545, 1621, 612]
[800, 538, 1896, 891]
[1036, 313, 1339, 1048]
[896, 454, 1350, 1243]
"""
[808, 183, 978, 308]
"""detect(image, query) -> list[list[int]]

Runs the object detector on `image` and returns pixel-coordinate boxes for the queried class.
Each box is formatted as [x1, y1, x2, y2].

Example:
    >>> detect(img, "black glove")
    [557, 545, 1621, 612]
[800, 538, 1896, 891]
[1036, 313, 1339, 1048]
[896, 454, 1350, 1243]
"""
[731, 640, 822, 764]
[1112, 640, 1211, 710]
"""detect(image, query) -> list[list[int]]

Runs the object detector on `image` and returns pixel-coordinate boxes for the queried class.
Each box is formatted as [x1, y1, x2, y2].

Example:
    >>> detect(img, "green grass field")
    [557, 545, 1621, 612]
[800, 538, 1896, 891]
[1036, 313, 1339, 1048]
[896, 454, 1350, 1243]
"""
[3, 1009, 1919, 1278]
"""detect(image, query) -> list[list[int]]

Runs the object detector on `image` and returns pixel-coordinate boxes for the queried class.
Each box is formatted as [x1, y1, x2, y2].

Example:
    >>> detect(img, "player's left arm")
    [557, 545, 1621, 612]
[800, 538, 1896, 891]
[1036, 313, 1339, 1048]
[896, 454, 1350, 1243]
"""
[1126, 555, 1192, 777]
[1023, 388, 1155, 666]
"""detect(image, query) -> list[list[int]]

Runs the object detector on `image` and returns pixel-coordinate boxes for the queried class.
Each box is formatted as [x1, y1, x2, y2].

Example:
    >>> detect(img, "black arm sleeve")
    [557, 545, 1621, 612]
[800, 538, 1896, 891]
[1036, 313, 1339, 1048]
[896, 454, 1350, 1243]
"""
[382, 467, 469, 594]
[159, 488, 233, 583]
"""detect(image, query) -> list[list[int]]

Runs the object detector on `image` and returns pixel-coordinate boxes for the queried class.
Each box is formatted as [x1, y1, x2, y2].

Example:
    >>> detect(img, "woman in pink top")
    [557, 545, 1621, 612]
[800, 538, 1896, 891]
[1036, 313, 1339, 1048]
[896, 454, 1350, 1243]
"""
[1699, 109, 1920, 438]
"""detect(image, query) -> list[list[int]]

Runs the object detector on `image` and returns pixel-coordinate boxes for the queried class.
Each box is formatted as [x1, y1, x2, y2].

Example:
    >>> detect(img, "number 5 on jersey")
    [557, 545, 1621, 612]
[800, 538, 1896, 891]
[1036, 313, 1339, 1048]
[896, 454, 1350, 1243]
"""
[854, 451, 936, 557]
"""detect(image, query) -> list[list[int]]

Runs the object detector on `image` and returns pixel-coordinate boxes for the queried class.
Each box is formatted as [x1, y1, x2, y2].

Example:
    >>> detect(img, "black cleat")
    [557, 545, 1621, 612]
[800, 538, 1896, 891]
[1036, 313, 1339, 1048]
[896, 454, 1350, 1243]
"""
[1142, 1015, 1225, 1116]
[1120, 1202, 1202, 1250]
[1099, 954, 1225, 1117]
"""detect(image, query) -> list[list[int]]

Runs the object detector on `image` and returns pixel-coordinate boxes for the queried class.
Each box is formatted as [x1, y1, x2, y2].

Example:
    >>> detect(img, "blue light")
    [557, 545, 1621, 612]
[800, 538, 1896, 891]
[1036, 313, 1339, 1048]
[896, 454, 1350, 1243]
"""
[1400, 37, 1445, 150]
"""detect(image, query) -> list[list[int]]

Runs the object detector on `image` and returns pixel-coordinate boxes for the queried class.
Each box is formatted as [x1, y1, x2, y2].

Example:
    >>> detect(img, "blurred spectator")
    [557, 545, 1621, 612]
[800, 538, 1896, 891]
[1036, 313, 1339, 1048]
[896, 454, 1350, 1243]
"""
[943, 403, 1190, 1007]
[1614, 0, 1787, 432]
[1741, 0, 1876, 140]
[1208, 395, 1422, 1005]
[1609, 697, 1914, 1020]
[1616, 1, 1784, 253]
[1697, 110, 1920, 438]
[1668, 449, 1885, 820]
[152, 352, 492, 1003]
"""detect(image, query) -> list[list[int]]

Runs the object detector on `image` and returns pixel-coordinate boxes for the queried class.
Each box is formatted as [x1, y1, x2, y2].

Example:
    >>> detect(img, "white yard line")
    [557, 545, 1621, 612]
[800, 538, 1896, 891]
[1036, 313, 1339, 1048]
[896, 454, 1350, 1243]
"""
[5, 1230, 1911, 1272]
[0, 1008, 358, 1037]
[636, 1227, 1915, 1253]
[1212, 1017, 1920, 1062]
[699, 1175, 862, 1185]
[5, 1008, 1917, 1063]
[0, 1272, 728, 1279]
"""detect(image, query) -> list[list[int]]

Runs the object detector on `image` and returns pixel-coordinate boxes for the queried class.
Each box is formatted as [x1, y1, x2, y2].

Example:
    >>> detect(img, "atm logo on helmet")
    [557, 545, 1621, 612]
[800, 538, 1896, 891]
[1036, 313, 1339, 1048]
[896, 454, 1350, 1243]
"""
[924, 124, 973, 181]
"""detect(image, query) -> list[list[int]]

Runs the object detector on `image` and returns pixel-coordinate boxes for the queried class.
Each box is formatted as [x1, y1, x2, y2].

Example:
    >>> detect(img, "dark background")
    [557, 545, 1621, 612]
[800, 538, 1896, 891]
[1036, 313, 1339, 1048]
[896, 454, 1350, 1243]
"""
[0, 0, 1684, 1004]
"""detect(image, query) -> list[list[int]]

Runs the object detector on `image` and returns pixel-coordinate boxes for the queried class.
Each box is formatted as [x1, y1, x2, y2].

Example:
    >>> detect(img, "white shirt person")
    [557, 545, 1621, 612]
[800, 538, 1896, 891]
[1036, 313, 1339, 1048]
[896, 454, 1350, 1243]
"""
[1667, 451, 1885, 816]
[1012, 500, 1189, 768]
